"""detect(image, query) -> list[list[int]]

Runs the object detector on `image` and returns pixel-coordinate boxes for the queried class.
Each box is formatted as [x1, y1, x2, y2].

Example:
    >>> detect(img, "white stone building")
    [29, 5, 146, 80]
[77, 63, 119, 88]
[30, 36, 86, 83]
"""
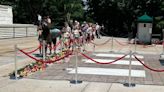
[0, 5, 13, 24]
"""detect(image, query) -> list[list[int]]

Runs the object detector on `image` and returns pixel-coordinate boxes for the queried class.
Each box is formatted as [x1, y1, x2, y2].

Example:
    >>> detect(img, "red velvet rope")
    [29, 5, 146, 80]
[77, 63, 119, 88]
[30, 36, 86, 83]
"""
[114, 39, 128, 46]
[80, 52, 128, 64]
[24, 45, 42, 54]
[90, 38, 111, 46]
[18, 48, 72, 64]
[133, 55, 164, 72]
[21, 32, 63, 54]
[21, 40, 61, 54]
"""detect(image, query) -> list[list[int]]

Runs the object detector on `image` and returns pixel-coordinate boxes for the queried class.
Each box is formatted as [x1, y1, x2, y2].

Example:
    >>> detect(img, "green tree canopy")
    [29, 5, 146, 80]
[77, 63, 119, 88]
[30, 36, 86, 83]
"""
[0, 0, 84, 27]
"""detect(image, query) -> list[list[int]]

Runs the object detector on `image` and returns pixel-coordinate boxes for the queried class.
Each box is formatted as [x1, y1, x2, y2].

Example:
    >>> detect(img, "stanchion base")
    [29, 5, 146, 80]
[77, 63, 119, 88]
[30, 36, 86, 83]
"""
[123, 83, 136, 87]
[70, 80, 82, 84]
[109, 51, 114, 53]
[9, 75, 22, 80]
[133, 52, 138, 54]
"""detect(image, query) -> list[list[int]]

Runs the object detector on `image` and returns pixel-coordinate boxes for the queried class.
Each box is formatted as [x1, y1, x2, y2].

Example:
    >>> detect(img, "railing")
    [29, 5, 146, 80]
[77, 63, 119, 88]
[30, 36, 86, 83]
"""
[0, 24, 37, 39]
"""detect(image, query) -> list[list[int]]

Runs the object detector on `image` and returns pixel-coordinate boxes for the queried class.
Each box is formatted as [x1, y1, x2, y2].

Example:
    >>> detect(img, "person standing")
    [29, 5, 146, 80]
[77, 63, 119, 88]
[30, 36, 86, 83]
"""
[96, 23, 101, 39]
[42, 17, 51, 55]
[37, 14, 42, 25]
[37, 14, 42, 55]
[47, 16, 51, 27]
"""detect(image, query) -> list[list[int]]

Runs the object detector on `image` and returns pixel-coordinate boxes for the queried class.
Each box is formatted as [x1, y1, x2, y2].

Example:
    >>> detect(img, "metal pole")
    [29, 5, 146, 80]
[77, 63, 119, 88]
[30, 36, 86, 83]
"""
[43, 40, 46, 61]
[134, 37, 137, 53]
[83, 35, 86, 52]
[70, 45, 82, 84]
[75, 47, 78, 83]
[163, 41, 164, 55]
[62, 38, 65, 63]
[26, 27, 28, 37]
[14, 44, 18, 80]
[60, 38, 63, 52]
[93, 44, 95, 54]
[83, 43, 86, 52]
[128, 51, 132, 86]
[110, 36, 114, 52]
[13, 27, 15, 38]
[162, 29, 164, 54]
[123, 50, 135, 87]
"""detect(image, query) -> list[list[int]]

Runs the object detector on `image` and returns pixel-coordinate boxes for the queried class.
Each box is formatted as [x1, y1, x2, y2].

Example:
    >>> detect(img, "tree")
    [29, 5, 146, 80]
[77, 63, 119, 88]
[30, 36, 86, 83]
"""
[0, 0, 84, 26]
[86, 0, 164, 37]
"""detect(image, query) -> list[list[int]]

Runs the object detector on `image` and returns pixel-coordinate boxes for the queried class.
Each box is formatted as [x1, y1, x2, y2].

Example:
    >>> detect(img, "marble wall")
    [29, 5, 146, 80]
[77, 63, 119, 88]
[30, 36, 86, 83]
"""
[0, 5, 13, 24]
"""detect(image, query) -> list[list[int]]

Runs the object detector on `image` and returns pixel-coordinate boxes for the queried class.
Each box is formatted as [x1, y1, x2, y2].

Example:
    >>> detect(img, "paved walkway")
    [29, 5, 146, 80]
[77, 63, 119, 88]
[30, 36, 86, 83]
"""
[28, 52, 164, 85]
[0, 78, 164, 92]
[0, 37, 38, 77]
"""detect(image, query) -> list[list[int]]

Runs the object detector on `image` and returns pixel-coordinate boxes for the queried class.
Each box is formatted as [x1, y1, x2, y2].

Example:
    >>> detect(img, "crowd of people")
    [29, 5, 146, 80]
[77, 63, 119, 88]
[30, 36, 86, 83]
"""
[36, 14, 103, 56]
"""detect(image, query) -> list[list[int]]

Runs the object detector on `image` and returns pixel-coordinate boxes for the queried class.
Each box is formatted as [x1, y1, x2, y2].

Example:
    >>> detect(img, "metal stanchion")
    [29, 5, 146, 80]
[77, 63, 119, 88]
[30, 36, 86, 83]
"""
[124, 51, 135, 87]
[162, 29, 164, 54]
[93, 44, 95, 54]
[83, 43, 86, 52]
[13, 27, 15, 38]
[110, 36, 114, 52]
[134, 37, 137, 53]
[70, 45, 82, 84]
[83, 36, 86, 52]
[62, 38, 65, 63]
[14, 44, 18, 80]
[160, 30, 164, 59]
[43, 40, 46, 61]
[163, 40, 164, 55]
[26, 27, 28, 37]
[60, 38, 64, 52]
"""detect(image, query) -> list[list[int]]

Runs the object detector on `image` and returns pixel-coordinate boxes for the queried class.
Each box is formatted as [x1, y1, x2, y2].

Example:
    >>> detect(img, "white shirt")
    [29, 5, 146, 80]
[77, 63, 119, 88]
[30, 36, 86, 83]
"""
[87, 27, 92, 34]
[47, 18, 51, 24]
[66, 26, 71, 33]
[96, 25, 100, 30]
[38, 15, 42, 21]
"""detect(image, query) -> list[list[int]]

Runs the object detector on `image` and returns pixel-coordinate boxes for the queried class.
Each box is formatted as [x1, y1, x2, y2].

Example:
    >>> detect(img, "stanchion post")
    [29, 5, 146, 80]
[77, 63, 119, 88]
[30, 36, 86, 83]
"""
[123, 50, 135, 87]
[75, 47, 78, 83]
[26, 27, 28, 37]
[70, 45, 82, 84]
[162, 29, 164, 54]
[62, 38, 65, 63]
[14, 44, 18, 80]
[128, 51, 132, 86]
[43, 40, 46, 61]
[61, 38, 64, 52]
[110, 36, 114, 52]
[93, 44, 95, 54]
[13, 27, 15, 38]
[134, 37, 137, 53]
[83, 36, 86, 52]
[83, 43, 86, 52]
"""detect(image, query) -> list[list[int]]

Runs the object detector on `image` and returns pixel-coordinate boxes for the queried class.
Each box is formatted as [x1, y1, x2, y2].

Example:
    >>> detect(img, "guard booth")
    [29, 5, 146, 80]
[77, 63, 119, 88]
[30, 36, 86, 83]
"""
[137, 13, 153, 44]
